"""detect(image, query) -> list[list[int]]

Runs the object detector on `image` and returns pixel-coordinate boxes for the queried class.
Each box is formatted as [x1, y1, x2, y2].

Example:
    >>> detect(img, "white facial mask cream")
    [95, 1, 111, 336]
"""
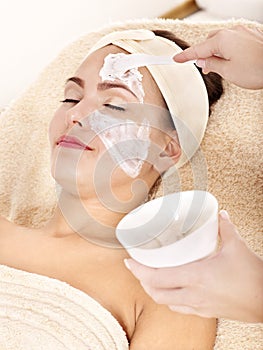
[99, 53, 145, 103]
[89, 110, 150, 178]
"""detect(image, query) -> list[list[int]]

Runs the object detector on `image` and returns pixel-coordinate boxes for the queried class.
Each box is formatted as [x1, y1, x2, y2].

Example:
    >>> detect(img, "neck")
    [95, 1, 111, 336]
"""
[42, 189, 141, 248]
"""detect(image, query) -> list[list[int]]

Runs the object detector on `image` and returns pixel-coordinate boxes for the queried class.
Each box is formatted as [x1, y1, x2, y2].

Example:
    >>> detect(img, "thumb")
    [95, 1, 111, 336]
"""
[218, 210, 241, 243]
[197, 56, 227, 77]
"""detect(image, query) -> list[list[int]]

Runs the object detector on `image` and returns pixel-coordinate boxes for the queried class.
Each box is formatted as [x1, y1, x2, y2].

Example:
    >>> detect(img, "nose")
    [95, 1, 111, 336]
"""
[66, 100, 98, 128]
[67, 111, 83, 128]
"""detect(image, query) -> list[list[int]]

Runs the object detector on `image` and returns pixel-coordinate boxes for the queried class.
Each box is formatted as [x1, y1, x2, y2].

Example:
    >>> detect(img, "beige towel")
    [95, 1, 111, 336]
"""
[0, 18, 262, 349]
[0, 264, 128, 349]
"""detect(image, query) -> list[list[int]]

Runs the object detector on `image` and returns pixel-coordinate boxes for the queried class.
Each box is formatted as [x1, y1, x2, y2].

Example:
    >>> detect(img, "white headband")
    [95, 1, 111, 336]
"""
[88, 29, 209, 174]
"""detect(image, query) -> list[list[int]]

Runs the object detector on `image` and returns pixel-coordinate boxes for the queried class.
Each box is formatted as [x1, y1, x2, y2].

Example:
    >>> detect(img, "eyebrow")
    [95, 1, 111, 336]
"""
[97, 81, 137, 98]
[66, 76, 137, 98]
[66, 77, 84, 88]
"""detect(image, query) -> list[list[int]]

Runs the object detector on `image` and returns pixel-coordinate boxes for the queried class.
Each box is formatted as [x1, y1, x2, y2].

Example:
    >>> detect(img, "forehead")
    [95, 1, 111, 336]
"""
[75, 44, 166, 108]
[76, 45, 126, 74]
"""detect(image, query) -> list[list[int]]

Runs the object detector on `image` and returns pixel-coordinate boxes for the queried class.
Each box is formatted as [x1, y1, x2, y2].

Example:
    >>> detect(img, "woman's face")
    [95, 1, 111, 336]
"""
[49, 45, 177, 210]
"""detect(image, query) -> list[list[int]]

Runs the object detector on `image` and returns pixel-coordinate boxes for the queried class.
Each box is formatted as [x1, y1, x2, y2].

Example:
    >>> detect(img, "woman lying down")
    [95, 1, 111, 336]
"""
[0, 29, 223, 349]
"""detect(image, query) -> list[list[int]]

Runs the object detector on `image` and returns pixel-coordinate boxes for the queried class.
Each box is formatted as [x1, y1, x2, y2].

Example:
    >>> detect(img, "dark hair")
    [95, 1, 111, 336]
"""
[153, 30, 223, 115]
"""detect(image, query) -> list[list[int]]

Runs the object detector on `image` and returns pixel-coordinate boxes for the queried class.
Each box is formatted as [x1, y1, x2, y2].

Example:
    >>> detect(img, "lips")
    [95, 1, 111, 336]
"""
[56, 135, 93, 150]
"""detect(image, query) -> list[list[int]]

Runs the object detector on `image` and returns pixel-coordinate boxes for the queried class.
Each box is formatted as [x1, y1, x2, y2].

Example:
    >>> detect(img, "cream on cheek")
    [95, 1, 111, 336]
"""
[89, 110, 150, 178]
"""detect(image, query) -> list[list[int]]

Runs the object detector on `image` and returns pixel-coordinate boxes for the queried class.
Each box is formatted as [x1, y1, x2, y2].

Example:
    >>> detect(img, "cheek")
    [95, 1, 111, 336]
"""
[89, 112, 151, 179]
[49, 108, 66, 145]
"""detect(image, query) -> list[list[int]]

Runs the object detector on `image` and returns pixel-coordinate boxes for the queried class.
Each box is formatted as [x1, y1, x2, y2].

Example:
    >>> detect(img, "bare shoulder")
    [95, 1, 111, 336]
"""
[0, 215, 14, 234]
[83, 251, 146, 341]
[102, 258, 216, 349]
[130, 296, 216, 350]
[0, 216, 32, 269]
[0, 215, 18, 256]
[0, 214, 10, 223]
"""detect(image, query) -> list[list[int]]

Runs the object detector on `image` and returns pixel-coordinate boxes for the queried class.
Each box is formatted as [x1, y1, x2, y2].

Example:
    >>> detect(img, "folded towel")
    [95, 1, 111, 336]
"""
[0, 18, 262, 349]
[0, 264, 128, 350]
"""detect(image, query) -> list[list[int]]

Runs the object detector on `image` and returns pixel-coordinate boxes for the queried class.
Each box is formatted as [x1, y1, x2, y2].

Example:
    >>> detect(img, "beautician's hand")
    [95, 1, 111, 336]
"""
[125, 210, 263, 323]
[173, 25, 263, 89]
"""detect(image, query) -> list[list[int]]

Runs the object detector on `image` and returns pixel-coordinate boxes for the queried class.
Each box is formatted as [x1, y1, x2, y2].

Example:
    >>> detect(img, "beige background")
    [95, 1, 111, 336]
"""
[1, 0, 262, 109]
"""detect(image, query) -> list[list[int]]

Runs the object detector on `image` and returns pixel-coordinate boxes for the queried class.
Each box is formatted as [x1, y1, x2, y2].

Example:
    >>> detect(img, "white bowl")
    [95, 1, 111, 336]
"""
[116, 190, 218, 267]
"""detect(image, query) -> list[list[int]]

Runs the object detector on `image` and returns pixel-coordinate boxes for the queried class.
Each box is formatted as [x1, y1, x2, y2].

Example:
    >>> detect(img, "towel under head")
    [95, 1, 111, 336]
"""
[0, 18, 262, 350]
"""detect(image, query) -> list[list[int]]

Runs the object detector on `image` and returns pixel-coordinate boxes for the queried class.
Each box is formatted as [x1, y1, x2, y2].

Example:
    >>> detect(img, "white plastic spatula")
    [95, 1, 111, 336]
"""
[112, 53, 196, 74]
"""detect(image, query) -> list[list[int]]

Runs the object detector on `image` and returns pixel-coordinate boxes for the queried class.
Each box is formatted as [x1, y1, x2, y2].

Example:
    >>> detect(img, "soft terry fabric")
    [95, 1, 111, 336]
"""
[0, 18, 262, 350]
[0, 264, 129, 350]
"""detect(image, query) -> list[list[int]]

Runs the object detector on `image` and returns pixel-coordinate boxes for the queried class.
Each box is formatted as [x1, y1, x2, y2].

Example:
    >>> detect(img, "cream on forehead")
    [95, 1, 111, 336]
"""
[99, 53, 145, 103]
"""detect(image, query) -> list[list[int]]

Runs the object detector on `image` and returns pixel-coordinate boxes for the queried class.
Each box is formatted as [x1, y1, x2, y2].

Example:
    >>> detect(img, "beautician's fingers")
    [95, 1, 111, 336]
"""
[124, 258, 202, 289]
[206, 29, 221, 39]
[173, 25, 263, 89]
[125, 211, 263, 322]
[140, 282, 204, 309]
[124, 211, 237, 292]
[168, 305, 198, 315]
[173, 36, 220, 63]
[217, 210, 243, 242]
[173, 25, 257, 62]
[168, 305, 214, 319]
[128, 264, 218, 317]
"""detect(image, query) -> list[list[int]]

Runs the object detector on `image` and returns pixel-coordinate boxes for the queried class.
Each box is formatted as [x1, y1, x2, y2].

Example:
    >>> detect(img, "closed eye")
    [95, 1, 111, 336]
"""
[104, 103, 125, 112]
[60, 99, 80, 104]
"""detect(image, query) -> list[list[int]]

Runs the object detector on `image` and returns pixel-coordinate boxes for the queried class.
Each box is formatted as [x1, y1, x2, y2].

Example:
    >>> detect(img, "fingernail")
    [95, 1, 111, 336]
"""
[172, 53, 182, 61]
[220, 210, 230, 220]
[196, 58, 206, 68]
[124, 259, 131, 271]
